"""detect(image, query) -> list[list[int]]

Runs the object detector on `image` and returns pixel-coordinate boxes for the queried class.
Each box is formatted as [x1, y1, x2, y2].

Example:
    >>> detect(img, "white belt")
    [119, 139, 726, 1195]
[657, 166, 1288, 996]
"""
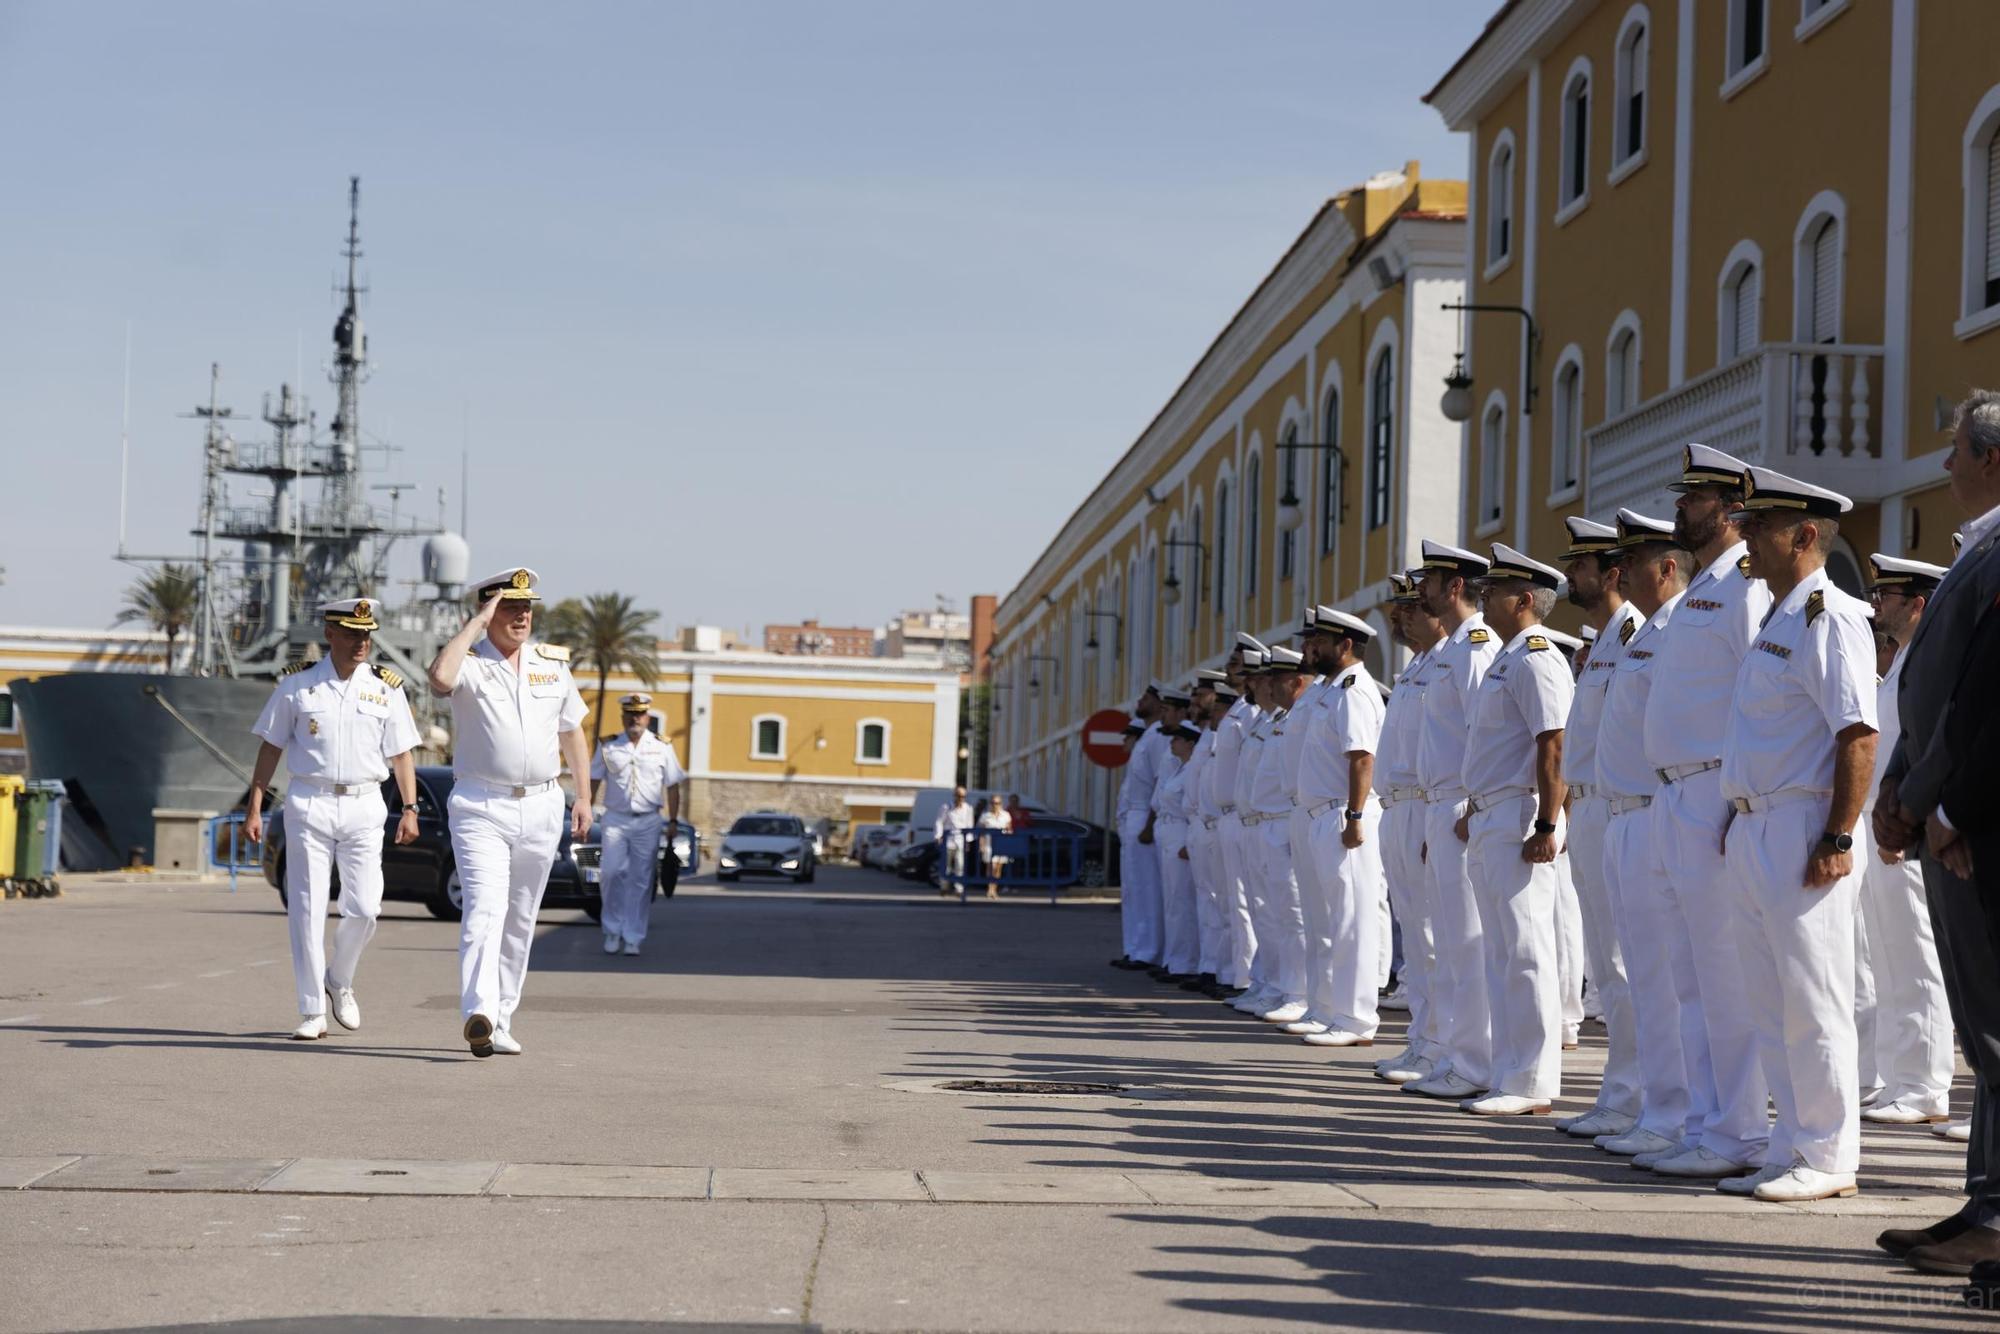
[1656, 759, 1721, 785]
[458, 776, 561, 798]
[1304, 798, 1350, 820]
[1202, 816, 1218, 830]
[1157, 814, 1189, 826]
[1730, 787, 1831, 815]
[1219, 803, 1237, 815]
[1606, 792, 1653, 817]
[1568, 782, 1597, 801]
[1243, 810, 1286, 827]
[1466, 786, 1535, 815]
[1388, 784, 1424, 805]
[1425, 786, 1465, 805]
[289, 775, 381, 797]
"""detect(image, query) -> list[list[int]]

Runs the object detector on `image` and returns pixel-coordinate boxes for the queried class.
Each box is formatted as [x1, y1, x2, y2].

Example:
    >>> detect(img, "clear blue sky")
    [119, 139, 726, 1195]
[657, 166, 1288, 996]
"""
[0, 0, 1481, 637]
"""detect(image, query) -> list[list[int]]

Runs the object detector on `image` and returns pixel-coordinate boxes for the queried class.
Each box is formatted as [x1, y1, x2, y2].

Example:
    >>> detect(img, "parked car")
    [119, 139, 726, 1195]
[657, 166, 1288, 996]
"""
[894, 815, 1120, 889]
[716, 811, 817, 883]
[862, 825, 916, 869]
[258, 766, 588, 921]
[572, 818, 702, 903]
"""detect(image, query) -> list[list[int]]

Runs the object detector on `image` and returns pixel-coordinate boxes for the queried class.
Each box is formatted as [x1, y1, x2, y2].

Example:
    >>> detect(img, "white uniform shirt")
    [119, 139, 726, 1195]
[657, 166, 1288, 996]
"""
[1417, 614, 1501, 795]
[1208, 698, 1256, 812]
[1237, 710, 1278, 814]
[1375, 646, 1432, 795]
[1596, 594, 1682, 799]
[1118, 723, 1165, 818]
[1867, 645, 1910, 797]
[1721, 569, 1877, 800]
[1462, 628, 1575, 797]
[1278, 677, 1337, 798]
[444, 638, 588, 787]
[1563, 602, 1642, 787]
[1644, 543, 1771, 768]
[589, 730, 688, 815]
[1300, 664, 1386, 806]
[1186, 731, 1221, 820]
[1249, 706, 1297, 816]
[1155, 757, 1190, 821]
[254, 658, 420, 785]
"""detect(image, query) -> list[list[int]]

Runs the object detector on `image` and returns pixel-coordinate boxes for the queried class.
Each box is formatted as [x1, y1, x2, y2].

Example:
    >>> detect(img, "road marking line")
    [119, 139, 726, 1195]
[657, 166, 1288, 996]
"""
[75, 997, 119, 1007]
[198, 970, 236, 979]
[245, 960, 278, 969]
[0, 1015, 43, 1026]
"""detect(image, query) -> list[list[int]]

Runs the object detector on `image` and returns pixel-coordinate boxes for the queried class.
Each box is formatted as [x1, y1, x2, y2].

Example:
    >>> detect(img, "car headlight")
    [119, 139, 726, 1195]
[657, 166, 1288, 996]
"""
[780, 857, 800, 870]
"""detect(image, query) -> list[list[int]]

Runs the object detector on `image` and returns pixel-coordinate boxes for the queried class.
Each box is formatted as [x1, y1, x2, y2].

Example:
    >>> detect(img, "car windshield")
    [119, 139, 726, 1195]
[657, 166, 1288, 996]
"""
[730, 817, 798, 837]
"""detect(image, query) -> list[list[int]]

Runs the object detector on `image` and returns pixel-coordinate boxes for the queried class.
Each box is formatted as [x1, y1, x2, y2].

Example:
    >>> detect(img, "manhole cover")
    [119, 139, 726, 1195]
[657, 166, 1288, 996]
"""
[941, 1079, 1124, 1096]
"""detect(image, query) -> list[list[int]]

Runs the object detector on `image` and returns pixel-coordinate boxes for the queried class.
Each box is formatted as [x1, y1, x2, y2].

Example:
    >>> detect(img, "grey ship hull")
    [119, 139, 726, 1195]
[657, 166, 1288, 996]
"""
[14, 673, 275, 868]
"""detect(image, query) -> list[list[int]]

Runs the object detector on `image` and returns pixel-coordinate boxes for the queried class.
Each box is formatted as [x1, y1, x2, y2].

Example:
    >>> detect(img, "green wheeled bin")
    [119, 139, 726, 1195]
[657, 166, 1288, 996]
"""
[0, 774, 22, 899]
[16, 780, 63, 898]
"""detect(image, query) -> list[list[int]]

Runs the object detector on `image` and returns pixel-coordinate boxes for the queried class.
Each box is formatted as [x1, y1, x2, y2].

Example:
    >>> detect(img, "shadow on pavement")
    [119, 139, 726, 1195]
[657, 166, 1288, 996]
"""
[17, 1024, 462, 1063]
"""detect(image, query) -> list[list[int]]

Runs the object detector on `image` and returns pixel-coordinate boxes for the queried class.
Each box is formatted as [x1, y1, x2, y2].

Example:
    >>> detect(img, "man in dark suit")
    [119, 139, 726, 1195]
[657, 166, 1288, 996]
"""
[1874, 389, 2000, 1276]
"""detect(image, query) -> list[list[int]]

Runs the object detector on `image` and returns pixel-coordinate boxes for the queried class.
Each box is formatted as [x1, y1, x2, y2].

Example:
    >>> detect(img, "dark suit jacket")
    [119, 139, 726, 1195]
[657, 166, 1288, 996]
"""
[1939, 597, 2000, 837]
[1893, 523, 2000, 819]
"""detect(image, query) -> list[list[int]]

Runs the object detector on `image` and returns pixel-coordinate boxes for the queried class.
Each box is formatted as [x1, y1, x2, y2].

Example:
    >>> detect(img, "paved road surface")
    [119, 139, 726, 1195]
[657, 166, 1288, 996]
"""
[0, 866, 1983, 1331]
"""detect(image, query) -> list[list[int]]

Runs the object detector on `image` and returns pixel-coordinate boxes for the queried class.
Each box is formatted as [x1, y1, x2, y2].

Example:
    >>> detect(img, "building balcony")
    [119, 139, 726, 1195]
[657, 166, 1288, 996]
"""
[1585, 342, 1887, 519]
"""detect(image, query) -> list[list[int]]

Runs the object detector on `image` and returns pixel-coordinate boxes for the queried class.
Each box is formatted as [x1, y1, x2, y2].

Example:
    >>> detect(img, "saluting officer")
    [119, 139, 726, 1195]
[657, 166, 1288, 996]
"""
[590, 693, 687, 958]
[1720, 468, 1877, 1202]
[427, 568, 593, 1058]
[246, 598, 421, 1040]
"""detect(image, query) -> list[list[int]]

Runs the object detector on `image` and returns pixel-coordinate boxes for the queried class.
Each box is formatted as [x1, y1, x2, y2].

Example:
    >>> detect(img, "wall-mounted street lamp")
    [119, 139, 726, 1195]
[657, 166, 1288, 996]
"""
[1081, 609, 1122, 657]
[988, 681, 1013, 715]
[1438, 301, 1541, 422]
[1271, 441, 1350, 534]
[1160, 539, 1209, 605]
[1026, 654, 1060, 695]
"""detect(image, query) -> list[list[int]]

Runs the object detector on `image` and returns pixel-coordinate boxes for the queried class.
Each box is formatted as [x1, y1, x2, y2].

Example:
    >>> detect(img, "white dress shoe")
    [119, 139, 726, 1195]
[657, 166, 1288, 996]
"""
[1938, 1119, 1974, 1142]
[1378, 986, 1410, 1012]
[602, 933, 622, 955]
[1230, 990, 1272, 1013]
[1561, 1024, 1581, 1050]
[1302, 1029, 1373, 1047]
[489, 1029, 523, 1055]
[1596, 1127, 1680, 1157]
[1716, 1162, 1789, 1195]
[1862, 1099, 1951, 1124]
[1281, 1017, 1328, 1035]
[1375, 1055, 1433, 1084]
[1407, 1070, 1486, 1100]
[1260, 1001, 1309, 1024]
[622, 939, 641, 956]
[1753, 1162, 1858, 1202]
[1859, 1085, 1885, 1109]
[1651, 1146, 1745, 1178]
[1631, 1142, 1689, 1170]
[327, 987, 360, 1031]
[1561, 1109, 1636, 1139]
[1462, 1093, 1552, 1116]
[291, 1014, 327, 1041]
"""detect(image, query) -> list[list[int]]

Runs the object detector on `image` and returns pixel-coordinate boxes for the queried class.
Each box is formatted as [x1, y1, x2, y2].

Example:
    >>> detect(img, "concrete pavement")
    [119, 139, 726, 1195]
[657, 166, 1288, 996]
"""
[0, 866, 1986, 1330]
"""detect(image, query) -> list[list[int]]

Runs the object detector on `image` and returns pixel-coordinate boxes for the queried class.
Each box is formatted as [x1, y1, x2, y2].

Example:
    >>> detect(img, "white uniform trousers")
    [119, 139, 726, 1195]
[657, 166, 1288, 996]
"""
[1652, 768, 1771, 1165]
[1567, 796, 1642, 1119]
[1604, 802, 1709, 1143]
[1468, 795, 1563, 1101]
[1115, 811, 1163, 965]
[1555, 851, 1585, 1036]
[1258, 817, 1307, 1003]
[1854, 882, 1879, 1097]
[450, 782, 564, 1031]
[1381, 797, 1442, 1063]
[282, 786, 387, 1016]
[1425, 792, 1492, 1088]
[598, 810, 662, 946]
[1236, 818, 1279, 993]
[1858, 822, 1956, 1117]
[1303, 803, 1385, 1038]
[1217, 814, 1258, 988]
[1186, 819, 1226, 978]
[1155, 817, 1200, 975]
[1725, 796, 1863, 1175]
[1288, 807, 1331, 1011]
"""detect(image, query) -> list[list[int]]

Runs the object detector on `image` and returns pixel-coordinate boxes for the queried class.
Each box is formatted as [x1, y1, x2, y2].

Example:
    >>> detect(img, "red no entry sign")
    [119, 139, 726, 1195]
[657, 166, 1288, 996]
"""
[1081, 708, 1134, 768]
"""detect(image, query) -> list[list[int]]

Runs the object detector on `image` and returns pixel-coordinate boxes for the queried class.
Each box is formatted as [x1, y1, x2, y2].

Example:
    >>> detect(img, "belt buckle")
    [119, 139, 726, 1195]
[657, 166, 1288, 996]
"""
[511, 785, 529, 798]
[1731, 796, 1751, 814]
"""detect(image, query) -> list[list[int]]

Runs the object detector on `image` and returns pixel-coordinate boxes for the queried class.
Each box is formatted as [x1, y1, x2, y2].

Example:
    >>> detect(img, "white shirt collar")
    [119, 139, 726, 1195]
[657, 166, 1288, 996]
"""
[1958, 500, 2000, 555]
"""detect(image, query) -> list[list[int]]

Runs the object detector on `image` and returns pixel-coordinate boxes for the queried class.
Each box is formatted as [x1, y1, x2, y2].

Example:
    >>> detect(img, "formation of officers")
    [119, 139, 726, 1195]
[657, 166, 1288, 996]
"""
[1110, 441, 1964, 1214]
[247, 566, 685, 1060]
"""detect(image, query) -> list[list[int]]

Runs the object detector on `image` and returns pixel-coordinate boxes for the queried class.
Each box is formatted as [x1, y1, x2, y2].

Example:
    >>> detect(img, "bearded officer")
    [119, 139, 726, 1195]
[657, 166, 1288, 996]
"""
[246, 597, 420, 1040]
[427, 568, 592, 1058]
[1720, 468, 1877, 1202]
[589, 694, 687, 958]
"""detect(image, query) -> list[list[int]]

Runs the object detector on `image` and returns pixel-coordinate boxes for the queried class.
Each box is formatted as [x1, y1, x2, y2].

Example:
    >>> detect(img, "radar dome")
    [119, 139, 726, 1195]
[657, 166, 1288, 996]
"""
[423, 531, 471, 589]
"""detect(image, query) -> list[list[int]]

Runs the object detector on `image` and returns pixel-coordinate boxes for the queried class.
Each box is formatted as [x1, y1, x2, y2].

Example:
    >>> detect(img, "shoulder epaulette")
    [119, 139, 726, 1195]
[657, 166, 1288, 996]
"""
[1467, 628, 1492, 644]
[1618, 618, 1636, 645]
[1805, 590, 1826, 625]
[1337, 675, 1352, 689]
[1526, 635, 1551, 652]
[372, 663, 404, 690]
[1737, 554, 1753, 576]
[279, 660, 311, 678]
[534, 643, 571, 662]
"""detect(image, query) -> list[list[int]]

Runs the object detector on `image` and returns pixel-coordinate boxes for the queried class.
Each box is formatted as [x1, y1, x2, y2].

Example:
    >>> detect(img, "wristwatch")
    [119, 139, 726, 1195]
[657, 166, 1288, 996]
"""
[1820, 830, 1854, 853]
[1344, 808, 1364, 822]
[1533, 819, 1558, 835]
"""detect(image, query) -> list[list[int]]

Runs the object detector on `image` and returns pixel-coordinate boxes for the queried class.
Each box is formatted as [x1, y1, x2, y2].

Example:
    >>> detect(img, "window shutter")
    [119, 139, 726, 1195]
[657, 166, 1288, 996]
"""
[1985, 132, 2000, 284]
[1731, 267, 1759, 359]
[1811, 220, 1839, 343]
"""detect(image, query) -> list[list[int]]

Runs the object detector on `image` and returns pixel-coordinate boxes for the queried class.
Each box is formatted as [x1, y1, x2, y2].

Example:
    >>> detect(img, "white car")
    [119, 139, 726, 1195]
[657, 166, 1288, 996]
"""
[716, 812, 818, 884]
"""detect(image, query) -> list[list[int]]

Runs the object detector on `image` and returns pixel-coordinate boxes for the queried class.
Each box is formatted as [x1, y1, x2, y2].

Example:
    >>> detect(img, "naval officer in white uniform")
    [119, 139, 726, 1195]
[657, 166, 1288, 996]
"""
[590, 693, 686, 958]
[247, 598, 421, 1040]
[428, 567, 593, 1058]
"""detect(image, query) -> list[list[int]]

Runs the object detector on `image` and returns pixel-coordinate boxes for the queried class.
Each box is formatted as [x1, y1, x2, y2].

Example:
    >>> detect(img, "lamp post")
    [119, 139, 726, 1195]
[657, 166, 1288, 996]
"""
[1081, 609, 1122, 657]
[1160, 538, 1208, 606]
[1026, 654, 1059, 695]
[1271, 441, 1350, 535]
[1438, 301, 1541, 422]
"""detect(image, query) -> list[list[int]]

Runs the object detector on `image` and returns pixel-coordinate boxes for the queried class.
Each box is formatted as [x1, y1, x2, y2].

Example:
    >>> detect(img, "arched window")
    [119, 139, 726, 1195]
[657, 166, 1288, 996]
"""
[1320, 388, 1342, 556]
[1607, 318, 1641, 416]
[1802, 213, 1842, 343]
[1187, 502, 1204, 641]
[1720, 245, 1763, 362]
[1552, 355, 1584, 496]
[1278, 423, 1298, 582]
[1163, 521, 1182, 663]
[1478, 398, 1507, 532]
[1966, 86, 2000, 319]
[1243, 455, 1261, 599]
[1367, 351, 1394, 530]
[856, 720, 890, 764]
[1214, 479, 1232, 621]
[1615, 10, 1648, 167]
[1560, 63, 1592, 211]
[1487, 135, 1515, 267]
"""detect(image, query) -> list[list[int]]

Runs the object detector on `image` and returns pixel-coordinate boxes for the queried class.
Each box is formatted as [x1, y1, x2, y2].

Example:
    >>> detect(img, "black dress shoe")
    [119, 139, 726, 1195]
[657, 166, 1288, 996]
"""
[1146, 967, 1172, 981]
[1109, 956, 1144, 970]
[463, 1013, 495, 1059]
[1177, 978, 1210, 992]
[1909, 1226, 2000, 1275]
[1963, 1261, 2000, 1308]
[1880, 1211, 1974, 1259]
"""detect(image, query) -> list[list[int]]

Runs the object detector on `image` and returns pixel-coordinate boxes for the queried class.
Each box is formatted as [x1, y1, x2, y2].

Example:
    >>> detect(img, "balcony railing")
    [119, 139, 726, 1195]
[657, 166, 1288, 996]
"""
[1584, 342, 1885, 519]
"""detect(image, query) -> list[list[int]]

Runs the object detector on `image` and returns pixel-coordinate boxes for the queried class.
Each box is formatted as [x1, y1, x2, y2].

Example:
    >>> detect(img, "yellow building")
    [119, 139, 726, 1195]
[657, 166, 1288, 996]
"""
[989, 165, 1468, 824]
[1426, 0, 2000, 584]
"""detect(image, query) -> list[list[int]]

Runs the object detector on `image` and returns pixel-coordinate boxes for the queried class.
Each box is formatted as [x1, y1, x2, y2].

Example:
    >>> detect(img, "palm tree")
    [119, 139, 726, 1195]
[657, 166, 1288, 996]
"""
[542, 592, 659, 731]
[116, 564, 199, 672]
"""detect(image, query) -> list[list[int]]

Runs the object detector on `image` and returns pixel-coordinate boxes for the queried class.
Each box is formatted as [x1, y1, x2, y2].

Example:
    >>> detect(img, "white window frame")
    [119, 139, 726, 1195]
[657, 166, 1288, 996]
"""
[1276, 417, 1301, 584]
[1605, 310, 1644, 418]
[1957, 83, 2000, 339]
[1212, 468, 1233, 621]
[1791, 191, 1847, 343]
[0, 685, 16, 736]
[1795, 0, 1848, 44]
[1485, 130, 1517, 276]
[855, 718, 891, 766]
[1476, 390, 1508, 538]
[751, 713, 787, 760]
[1610, 6, 1651, 185]
[1555, 57, 1593, 225]
[1242, 444, 1263, 599]
[1186, 495, 1205, 644]
[1318, 377, 1344, 558]
[1716, 239, 1766, 363]
[1722, 0, 1771, 99]
[1365, 332, 1397, 533]
[1548, 346, 1585, 506]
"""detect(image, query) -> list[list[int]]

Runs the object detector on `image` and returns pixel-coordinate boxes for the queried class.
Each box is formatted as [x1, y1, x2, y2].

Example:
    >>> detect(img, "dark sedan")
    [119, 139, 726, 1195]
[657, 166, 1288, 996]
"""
[895, 815, 1120, 889]
[258, 766, 590, 921]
